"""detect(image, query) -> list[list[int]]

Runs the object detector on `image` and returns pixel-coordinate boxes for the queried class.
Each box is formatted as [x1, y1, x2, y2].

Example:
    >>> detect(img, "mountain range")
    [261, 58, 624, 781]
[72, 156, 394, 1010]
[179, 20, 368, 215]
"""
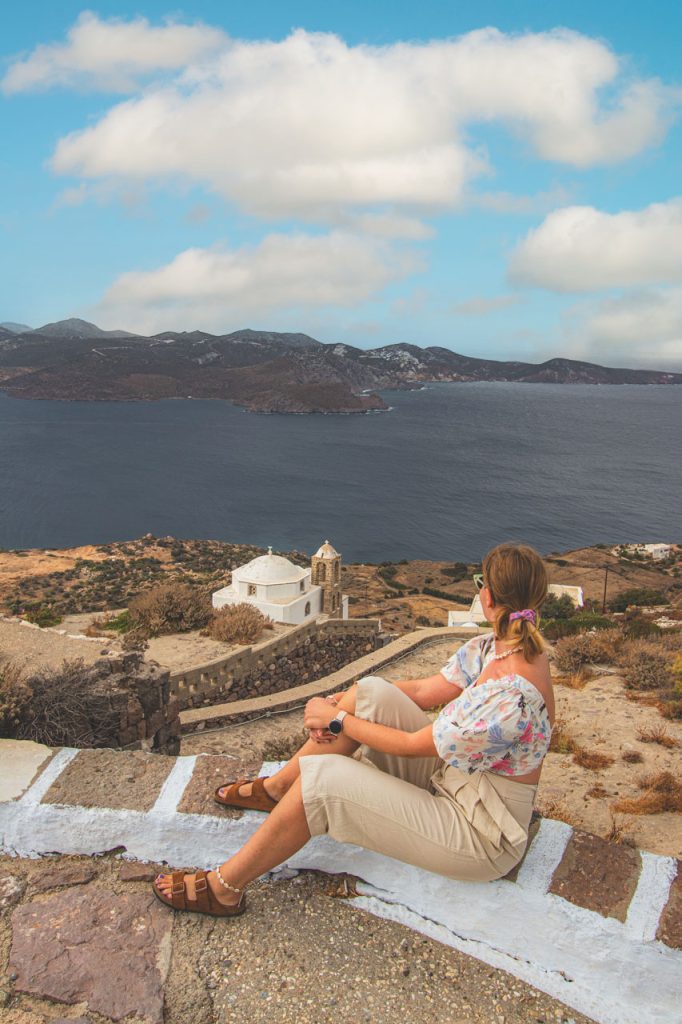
[0, 318, 679, 413]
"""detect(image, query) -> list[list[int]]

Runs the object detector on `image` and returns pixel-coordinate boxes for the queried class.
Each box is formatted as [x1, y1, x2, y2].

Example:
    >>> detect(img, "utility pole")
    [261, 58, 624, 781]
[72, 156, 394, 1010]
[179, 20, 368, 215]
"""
[602, 566, 609, 614]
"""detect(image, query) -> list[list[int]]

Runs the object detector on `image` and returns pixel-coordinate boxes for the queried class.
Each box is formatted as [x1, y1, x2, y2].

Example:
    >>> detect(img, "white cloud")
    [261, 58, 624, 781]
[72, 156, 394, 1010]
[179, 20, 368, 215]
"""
[41, 26, 675, 220]
[2, 12, 227, 94]
[470, 185, 575, 215]
[509, 199, 682, 292]
[575, 287, 682, 368]
[452, 294, 522, 315]
[94, 230, 421, 334]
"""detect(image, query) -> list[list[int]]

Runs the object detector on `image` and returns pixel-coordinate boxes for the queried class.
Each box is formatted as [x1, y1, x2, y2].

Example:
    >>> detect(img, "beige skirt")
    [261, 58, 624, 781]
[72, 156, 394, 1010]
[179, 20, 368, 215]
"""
[299, 675, 537, 882]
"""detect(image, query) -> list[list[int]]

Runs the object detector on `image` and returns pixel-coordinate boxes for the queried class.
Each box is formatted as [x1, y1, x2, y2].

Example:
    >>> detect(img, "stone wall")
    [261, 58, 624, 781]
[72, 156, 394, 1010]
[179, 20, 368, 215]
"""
[170, 618, 381, 710]
[7, 653, 181, 757]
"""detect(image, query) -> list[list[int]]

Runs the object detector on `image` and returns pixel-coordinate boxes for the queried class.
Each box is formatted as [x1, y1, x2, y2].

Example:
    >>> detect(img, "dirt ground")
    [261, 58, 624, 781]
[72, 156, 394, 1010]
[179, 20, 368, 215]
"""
[183, 638, 682, 858]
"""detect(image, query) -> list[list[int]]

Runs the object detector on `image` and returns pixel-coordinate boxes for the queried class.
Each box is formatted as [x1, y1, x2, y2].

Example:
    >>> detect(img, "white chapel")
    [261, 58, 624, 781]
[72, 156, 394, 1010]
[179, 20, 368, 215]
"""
[212, 541, 349, 624]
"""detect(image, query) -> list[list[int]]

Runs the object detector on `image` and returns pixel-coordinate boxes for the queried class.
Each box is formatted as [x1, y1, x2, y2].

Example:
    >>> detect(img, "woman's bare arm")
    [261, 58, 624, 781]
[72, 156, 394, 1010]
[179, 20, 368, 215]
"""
[304, 696, 438, 758]
[392, 672, 463, 708]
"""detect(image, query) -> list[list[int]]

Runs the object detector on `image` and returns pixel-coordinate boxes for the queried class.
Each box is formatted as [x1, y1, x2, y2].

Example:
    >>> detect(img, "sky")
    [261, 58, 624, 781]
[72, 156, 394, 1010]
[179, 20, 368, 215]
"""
[2, 2, 682, 370]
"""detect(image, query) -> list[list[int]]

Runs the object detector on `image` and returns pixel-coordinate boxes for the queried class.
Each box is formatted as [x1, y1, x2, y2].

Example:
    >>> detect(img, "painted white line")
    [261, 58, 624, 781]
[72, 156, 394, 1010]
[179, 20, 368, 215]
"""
[17, 748, 79, 805]
[151, 756, 197, 817]
[515, 817, 573, 893]
[625, 852, 678, 942]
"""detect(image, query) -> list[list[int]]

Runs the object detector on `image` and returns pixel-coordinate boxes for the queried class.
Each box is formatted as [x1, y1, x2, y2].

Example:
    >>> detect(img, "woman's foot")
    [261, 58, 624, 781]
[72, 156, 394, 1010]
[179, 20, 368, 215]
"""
[154, 868, 240, 908]
[216, 776, 283, 803]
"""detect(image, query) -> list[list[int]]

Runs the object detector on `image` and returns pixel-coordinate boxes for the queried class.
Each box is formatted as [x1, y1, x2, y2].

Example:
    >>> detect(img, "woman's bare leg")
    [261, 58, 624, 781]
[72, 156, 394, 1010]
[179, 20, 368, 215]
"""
[217, 684, 360, 802]
[155, 776, 311, 905]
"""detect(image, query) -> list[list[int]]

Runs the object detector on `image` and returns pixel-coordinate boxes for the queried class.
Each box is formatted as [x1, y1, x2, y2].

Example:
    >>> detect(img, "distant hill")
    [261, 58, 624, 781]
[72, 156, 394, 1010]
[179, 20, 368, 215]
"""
[29, 318, 139, 340]
[0, 322, 32, 333]
[0, 318, 679, 413]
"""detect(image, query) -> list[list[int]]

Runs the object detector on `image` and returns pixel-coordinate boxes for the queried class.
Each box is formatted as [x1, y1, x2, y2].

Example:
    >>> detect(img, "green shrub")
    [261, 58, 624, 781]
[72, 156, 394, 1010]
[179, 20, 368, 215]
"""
[422, 587, 471, 604]
[541, 593, 576, 620]
[673, 655, 682, 695]
[206, 603, 275, 645]
[609, 588, 668, 613]
[440, 562, 468, 581]
[623, 618, 662, 640]
[21, 603, 62, 628]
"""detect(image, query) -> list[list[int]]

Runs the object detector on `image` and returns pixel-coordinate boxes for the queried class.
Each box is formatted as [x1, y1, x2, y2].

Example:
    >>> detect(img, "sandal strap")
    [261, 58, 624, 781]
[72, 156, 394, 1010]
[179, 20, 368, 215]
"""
[170, 871, 186, 911]
[193, 870, 211, 913]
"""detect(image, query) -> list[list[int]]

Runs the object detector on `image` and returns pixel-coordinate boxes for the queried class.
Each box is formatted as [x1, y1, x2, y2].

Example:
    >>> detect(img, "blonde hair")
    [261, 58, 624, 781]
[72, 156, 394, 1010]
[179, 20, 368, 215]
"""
[482, 542, 548, 662]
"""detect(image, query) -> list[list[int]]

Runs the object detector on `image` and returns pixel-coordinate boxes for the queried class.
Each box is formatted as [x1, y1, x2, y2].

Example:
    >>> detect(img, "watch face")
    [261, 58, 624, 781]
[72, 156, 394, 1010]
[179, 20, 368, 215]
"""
[328, 718, 342, 735]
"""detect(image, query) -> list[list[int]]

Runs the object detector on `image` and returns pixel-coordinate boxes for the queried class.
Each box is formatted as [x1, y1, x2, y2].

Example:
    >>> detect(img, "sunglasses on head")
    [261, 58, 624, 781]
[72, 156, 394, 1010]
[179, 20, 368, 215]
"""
[473, 573, 484, 590]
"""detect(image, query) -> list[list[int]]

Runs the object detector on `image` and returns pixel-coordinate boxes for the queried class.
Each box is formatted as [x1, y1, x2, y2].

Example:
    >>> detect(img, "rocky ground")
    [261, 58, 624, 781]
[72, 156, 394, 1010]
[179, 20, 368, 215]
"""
[0, 852, 592, 1024]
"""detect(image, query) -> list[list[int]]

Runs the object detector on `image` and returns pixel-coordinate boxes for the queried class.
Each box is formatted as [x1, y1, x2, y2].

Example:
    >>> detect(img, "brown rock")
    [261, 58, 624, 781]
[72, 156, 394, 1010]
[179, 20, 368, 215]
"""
[118, 861, 165, 882]
[32, 861, 96, 893]
[548, 829, 641, 921]
[9, 887, 172, 1023]
[41, 748, 174, 811]
[0, 873, 26, 912]
[656, 859, 682, 949]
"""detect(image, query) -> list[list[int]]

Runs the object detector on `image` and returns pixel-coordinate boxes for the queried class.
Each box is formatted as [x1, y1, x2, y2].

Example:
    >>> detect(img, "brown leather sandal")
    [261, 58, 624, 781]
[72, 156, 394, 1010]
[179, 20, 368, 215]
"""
[213, 777, 278, 813]
[152, 869, 246, 918]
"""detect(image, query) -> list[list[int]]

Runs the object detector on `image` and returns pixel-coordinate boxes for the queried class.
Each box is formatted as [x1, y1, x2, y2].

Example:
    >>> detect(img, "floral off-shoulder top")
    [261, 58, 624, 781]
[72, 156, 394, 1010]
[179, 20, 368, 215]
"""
[432, 633, 552, 776]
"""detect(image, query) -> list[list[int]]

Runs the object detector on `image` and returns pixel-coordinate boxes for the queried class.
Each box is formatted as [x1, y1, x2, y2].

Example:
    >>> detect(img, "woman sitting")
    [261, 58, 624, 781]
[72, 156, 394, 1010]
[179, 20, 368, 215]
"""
[153, 542, 554, 916]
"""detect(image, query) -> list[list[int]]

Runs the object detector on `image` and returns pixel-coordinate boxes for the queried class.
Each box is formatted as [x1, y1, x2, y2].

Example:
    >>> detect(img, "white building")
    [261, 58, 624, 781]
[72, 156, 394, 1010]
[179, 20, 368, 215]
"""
[616, 543, 673, 562]
[447, 584, 584, 628]
[212, 543, 348, 625]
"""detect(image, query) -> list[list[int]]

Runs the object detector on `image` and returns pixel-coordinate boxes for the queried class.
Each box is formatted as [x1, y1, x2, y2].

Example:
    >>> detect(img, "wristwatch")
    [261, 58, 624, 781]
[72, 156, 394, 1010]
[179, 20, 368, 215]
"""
[328, 710, 348, 736]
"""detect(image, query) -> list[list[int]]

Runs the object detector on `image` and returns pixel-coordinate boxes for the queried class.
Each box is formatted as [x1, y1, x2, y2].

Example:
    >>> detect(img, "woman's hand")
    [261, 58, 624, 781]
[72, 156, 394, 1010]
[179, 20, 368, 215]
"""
[306, 693, 345, 743]
[304, 696, 338, 733]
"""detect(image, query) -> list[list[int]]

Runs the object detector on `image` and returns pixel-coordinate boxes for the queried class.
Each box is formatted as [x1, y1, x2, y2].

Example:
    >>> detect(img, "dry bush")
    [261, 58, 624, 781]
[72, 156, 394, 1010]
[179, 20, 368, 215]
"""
[555, 666, 593, 690]
[128, 582, 213, 639]
[120, 627, 149, 652]
[622, 750, 644, 764]
[586, 629, 623, 665]
[535, 796, 581, 828]
[8, 658, 122, 747]
[611, 771, 682, 815]
[549, 719, 579, 755]
[206, 603, 275, 645]
[573, 747, 614, 770]
[587, 783, 609, 798]
[661, 700, 682, 720]
[636, 724, 677, 748]
[618, 641, 671, 691]
[603, 814, 636, 845]
[553, 634, 596, 674]
[0, 661, 32, 738]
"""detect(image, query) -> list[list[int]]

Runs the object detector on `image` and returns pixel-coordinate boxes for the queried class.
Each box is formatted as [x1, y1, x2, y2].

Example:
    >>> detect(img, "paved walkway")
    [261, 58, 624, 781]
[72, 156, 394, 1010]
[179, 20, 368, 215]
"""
[1, 739, 680, 1024]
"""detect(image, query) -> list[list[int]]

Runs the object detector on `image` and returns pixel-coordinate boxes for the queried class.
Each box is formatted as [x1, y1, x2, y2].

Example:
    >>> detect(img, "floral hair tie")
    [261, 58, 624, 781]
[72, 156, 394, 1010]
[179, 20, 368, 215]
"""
[509, 609, 536, 624]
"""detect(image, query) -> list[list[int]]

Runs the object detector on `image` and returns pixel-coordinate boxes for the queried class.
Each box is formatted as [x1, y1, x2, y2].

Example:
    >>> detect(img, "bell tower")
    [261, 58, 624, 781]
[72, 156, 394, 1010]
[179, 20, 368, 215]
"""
[311, 540, 343, 616]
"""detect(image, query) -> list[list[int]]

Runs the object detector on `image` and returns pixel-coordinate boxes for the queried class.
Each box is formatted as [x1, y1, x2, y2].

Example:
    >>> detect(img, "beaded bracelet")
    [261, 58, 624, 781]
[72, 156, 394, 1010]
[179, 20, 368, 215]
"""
[215, 864, 242, 894]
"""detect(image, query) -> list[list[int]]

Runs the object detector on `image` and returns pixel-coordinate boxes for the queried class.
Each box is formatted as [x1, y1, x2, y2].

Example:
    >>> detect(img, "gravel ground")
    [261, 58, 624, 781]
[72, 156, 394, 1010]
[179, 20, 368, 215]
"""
[0, 853, 593, 1024]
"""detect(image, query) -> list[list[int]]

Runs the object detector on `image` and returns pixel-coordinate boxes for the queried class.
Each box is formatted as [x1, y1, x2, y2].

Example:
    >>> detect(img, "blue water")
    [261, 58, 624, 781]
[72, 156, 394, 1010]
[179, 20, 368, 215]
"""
[0, 383, 679, 561]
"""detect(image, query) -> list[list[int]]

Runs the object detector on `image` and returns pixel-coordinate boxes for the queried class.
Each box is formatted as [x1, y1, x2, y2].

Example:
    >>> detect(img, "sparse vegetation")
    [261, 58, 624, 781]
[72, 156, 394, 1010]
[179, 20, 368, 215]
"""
[608, 588, 669, 613]
[205, 603, 275, 645]
[622, 750, 644, 764]
[573, 747, 614, 770]
[611, 771, 682, 815]
[636, 724, 677, 748]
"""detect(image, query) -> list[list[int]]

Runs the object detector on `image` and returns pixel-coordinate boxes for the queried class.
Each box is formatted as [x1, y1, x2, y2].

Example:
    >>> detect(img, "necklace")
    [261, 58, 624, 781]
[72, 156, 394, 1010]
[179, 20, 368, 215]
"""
[492, 643, 523, 661]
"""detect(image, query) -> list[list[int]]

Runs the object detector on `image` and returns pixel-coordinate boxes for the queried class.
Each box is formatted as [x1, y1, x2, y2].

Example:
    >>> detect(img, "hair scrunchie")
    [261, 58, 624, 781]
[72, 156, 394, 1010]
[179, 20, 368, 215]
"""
[509, 608, 537, 624]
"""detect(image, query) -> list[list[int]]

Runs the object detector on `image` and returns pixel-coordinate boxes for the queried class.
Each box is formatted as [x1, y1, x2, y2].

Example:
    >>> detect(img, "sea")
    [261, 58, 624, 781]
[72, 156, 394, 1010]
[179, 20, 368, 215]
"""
[0, 382, 679, 563]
